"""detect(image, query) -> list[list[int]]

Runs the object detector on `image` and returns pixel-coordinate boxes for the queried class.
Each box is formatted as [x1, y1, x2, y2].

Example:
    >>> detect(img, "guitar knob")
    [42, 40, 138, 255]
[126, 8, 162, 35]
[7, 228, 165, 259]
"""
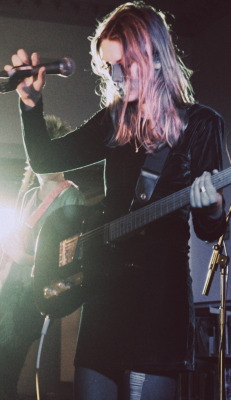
[58, 281, 71, 290]
[43, 287, 58, 298]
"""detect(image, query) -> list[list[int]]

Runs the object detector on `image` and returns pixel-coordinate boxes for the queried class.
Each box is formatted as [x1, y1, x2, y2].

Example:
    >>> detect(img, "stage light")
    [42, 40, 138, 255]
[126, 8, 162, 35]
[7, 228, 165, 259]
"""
[0, 205, 17, 240]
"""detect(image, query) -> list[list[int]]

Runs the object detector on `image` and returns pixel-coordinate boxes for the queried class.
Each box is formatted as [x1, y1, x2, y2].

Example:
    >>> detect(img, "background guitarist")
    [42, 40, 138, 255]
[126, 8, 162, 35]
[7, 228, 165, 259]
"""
[0, 114, 85, 400]
[4, 2, 228, 400]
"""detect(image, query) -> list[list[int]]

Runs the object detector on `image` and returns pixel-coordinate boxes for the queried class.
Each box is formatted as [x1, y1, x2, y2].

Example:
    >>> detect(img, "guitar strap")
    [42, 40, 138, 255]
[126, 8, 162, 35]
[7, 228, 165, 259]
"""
[133, 145, 170, 207]
[25, 180, 76, 228]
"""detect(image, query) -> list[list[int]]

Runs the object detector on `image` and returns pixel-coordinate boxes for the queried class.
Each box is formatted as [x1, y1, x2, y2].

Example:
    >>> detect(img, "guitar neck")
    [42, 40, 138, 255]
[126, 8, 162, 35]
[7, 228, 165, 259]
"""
[108, 166, 231, 242]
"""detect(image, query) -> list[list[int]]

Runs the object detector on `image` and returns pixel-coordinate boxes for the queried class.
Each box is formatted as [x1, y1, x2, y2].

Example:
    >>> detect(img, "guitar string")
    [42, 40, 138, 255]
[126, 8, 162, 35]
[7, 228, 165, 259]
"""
[76, 187, 190, 245]
[71, 167, 230, 248]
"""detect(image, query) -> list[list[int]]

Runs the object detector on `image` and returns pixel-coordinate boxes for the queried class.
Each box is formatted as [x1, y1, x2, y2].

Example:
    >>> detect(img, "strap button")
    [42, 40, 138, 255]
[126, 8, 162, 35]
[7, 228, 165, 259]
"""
[140, 193, 147, 200]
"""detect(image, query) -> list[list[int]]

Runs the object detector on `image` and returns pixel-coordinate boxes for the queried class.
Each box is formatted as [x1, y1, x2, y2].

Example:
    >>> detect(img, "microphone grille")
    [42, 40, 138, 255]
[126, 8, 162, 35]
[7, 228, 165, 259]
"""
[60, 57, 76, 77]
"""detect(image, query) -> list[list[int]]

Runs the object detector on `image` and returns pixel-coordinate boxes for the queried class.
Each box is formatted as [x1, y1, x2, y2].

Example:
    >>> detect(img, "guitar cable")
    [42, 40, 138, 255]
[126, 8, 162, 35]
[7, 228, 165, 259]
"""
[35, 315, 51, 400]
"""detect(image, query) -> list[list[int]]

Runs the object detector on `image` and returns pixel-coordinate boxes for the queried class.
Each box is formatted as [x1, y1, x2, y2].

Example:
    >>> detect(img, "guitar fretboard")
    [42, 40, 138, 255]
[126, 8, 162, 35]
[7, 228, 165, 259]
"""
[60, 166, 231, 256]
[108, 167, 231, 241]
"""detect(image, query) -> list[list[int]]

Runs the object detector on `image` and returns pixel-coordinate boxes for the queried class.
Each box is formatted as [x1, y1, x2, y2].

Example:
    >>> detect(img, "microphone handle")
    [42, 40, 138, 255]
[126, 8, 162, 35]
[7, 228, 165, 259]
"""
[0, 69, 34, 93]
[0, 80, 18, 93]
[0, 68, 37, 92]
[0, 67, 40, 93]
[10, 63, 62, 78]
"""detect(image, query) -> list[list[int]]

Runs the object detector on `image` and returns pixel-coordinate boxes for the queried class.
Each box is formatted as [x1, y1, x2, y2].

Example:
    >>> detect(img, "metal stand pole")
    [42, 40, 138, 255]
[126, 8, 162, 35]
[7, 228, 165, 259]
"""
[219, 255, 229, 400]
[202, 205, 231, 400]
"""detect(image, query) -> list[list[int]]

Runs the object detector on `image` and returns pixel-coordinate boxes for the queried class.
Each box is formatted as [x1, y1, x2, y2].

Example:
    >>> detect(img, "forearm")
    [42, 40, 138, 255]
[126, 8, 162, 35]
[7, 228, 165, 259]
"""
[20, 98, 112, 173]
[192, 192, 227, 242]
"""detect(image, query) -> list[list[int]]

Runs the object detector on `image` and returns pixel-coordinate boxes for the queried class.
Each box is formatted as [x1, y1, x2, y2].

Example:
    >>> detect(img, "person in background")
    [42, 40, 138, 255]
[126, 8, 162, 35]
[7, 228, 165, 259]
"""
[0, 114, 85, 400]
[5, 1, 227, 399]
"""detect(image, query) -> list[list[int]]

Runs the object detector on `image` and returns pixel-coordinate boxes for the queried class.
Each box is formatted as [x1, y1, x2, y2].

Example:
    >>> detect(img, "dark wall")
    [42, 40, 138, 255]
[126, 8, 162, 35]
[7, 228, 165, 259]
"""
[0, 16, 101, 201]
[186, 13, 231, 303]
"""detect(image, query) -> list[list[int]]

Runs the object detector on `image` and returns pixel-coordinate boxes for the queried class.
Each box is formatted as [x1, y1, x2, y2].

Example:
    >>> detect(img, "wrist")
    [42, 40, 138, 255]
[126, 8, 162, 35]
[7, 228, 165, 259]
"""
[207, 205, 223, 220]
[208, 193, 224, 220]
[18, 88, 41, 110]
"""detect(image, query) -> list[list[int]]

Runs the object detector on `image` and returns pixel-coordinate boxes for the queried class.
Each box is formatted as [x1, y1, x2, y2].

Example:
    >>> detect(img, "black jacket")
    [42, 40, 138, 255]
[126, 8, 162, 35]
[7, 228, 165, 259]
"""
[21, 100, 226, 373]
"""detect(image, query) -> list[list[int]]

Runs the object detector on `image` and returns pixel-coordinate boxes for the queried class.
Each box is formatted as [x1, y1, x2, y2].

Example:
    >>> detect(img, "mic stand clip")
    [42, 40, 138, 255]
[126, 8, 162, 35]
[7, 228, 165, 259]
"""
[202, 243, 229, 297]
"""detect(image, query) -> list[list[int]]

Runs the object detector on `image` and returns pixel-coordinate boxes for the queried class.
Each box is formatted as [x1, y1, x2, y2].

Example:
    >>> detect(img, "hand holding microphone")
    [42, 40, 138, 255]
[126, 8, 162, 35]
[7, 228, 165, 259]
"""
[1, 49, 75, 108]
[3, 50, 46, 107]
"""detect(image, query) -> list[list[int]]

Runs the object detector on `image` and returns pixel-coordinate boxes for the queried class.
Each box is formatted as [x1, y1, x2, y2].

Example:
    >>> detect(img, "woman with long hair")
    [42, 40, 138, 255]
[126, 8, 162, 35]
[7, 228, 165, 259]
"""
[90, 2, 194, 152]
[5, 2, 226, 399]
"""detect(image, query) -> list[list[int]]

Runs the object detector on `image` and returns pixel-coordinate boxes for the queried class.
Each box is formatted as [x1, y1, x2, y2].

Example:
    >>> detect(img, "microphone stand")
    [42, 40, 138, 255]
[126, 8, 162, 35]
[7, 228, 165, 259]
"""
[202, 204, 231, 400]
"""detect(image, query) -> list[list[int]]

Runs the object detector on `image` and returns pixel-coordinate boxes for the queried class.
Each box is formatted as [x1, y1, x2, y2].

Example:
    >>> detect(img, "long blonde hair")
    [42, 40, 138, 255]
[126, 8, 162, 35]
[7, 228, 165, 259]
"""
[90, 1, 194, 152]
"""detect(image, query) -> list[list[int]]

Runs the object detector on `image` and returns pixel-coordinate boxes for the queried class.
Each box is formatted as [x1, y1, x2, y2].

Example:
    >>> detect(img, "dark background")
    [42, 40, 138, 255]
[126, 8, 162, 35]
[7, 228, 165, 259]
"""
[0, 0, 230, 303]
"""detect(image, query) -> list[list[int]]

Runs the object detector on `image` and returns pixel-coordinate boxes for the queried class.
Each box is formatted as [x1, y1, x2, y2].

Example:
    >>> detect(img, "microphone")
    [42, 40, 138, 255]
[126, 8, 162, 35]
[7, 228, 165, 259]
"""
[0, 57, 75, 78]
[0, 57, 76, 93]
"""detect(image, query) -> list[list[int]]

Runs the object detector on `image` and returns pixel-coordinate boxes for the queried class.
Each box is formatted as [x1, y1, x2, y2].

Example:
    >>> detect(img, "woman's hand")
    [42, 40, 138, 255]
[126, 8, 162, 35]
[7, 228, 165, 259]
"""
[4, 49, 46, 108]
[190, 170, 223, 219]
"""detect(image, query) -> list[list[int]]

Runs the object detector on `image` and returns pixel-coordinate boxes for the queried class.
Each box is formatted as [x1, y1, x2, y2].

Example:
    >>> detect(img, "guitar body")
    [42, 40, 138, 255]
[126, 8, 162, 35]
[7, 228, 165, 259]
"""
[34, 204, 110, 318]
[33, 166, 231, 318]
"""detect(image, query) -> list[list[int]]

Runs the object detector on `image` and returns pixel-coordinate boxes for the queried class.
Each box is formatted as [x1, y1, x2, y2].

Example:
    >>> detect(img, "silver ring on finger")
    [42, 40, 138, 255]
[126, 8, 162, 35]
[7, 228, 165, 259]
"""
[200, 186, 206, 193]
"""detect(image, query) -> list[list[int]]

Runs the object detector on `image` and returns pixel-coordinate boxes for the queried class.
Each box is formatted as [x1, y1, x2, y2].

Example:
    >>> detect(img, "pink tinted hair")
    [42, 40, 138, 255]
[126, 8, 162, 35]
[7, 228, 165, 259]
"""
[90, 1, 194, 151]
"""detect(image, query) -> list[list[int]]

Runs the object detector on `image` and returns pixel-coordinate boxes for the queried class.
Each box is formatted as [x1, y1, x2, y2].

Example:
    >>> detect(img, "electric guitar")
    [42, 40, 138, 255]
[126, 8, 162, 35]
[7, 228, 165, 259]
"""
[33, 167, 231, 318]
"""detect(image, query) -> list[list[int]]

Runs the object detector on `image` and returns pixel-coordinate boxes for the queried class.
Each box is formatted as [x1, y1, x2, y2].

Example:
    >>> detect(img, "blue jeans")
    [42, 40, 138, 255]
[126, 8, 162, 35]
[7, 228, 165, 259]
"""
[74, 367, 177, 400]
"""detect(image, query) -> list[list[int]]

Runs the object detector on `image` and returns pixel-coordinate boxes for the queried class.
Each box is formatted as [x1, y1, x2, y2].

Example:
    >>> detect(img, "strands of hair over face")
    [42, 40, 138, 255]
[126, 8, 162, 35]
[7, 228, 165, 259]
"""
[90, 1, 195, 152]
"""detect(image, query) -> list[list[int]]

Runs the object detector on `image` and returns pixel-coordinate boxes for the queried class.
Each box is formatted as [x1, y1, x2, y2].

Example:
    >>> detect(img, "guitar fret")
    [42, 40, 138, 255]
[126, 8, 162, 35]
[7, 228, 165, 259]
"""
[82, 167, 231, 245]
[108, 186, 191, 241]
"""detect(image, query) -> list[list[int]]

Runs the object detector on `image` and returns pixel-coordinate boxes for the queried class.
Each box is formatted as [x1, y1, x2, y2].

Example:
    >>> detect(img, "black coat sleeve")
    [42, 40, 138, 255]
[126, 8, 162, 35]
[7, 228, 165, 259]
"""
[20, 98, 114, 173]
[189, 107, 227, 242]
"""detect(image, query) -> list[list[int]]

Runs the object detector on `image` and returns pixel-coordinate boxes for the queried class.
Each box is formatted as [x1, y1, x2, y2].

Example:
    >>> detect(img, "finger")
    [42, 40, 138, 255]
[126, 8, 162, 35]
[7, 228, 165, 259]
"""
[31, 52, 40, 67]
[33, 66, 46, 92]
[190, 177, 200, 208]
[12, 53, 25, 67]
[4, 64, 13, 71]
[194, 171, 220, 208]
[191, 176, 203, 208]
[198, 171, 215, 207]
[199, 172, 207, 206]
[31, 53, 45, 90]
[203, 172, 218, 205]
[17, 48, 30, 64]
[191, 171, 212, 208]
